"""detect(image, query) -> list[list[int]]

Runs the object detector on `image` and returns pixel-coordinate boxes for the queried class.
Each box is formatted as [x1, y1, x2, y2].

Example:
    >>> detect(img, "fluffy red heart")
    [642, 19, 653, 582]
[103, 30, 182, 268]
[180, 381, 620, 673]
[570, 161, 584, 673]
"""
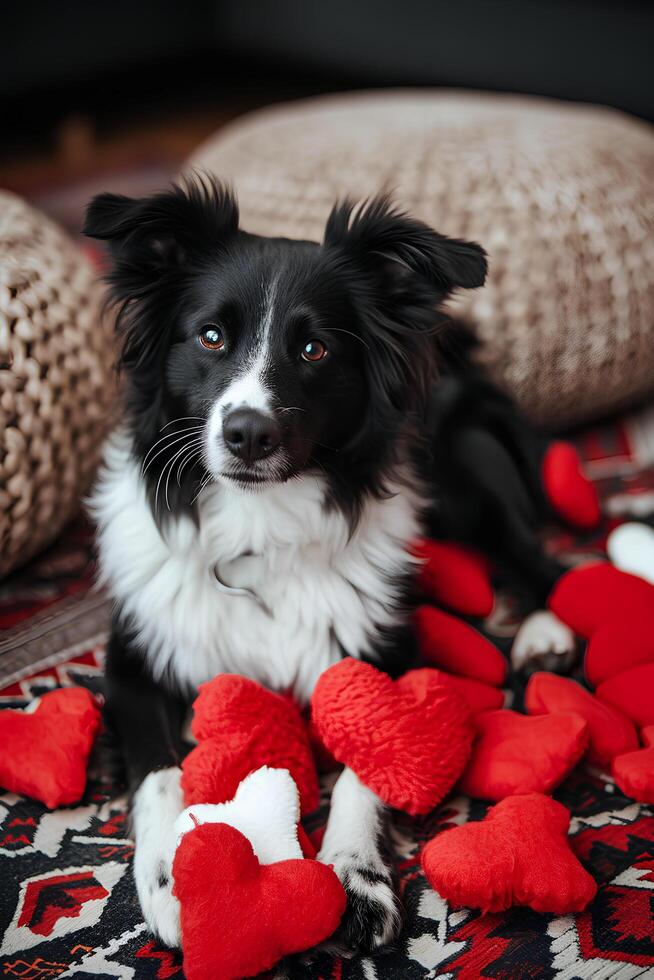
[421, 792, 597, 914]
[0, 687, 102, 808]
[412, 538, 494, 617]
[426, 669, 504, 715]
[415, 606, 507, 687]
[181, 675, 319, 815]
[541, 441, 601, 530]
[612, 726, 654, 804]
[459, 709, 589, 800]
[311, 660, 474, 815]
[596, 663, 654, 728]
[525, 672, 638, 768]
[173, 822, 346, 980]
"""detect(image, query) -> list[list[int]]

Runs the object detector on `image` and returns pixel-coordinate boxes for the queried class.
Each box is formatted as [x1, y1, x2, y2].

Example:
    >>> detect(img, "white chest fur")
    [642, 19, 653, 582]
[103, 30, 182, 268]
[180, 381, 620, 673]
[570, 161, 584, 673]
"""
[91, 431, 423, 704]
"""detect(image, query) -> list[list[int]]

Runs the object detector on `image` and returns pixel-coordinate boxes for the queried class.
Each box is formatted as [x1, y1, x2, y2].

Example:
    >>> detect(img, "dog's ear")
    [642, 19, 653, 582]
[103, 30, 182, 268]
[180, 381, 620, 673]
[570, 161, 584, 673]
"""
[83, 173, 239, 276]
[323, 195, 487, 296]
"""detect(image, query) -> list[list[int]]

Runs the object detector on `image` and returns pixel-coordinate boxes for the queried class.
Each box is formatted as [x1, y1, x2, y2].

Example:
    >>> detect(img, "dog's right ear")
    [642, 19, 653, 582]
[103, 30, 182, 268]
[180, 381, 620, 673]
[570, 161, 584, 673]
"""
[83, 173, 239, 278]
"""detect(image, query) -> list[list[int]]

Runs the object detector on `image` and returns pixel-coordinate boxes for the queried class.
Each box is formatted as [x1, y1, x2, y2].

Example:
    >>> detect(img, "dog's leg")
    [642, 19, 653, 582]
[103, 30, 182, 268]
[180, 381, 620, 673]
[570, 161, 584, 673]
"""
[319, 767, 402, 952]
[132, 766, 185, 947]
[511, 609, 577, 675]
[105, 620, 189, 947]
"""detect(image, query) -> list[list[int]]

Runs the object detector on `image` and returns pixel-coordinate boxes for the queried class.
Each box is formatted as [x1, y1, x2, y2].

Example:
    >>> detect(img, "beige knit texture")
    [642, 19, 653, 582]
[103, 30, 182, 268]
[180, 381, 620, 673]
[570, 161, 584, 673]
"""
[188, 90, 654, 427]
[0, 191, 116, 577]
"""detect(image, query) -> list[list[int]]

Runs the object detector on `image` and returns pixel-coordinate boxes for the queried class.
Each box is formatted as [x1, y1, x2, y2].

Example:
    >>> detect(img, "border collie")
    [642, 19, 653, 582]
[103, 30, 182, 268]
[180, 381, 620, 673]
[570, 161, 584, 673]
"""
[84, 175, 574, 953]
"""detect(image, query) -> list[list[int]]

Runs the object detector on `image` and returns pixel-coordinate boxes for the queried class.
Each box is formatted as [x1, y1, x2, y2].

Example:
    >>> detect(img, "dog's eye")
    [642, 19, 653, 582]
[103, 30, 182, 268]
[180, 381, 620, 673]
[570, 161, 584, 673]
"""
[301, 340, 327, 362]
[199, 325, 225, 351]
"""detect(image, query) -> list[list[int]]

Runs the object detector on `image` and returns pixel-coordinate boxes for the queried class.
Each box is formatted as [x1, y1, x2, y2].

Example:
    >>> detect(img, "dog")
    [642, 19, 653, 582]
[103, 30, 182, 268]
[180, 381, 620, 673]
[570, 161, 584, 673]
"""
[84, 175, 576, 953]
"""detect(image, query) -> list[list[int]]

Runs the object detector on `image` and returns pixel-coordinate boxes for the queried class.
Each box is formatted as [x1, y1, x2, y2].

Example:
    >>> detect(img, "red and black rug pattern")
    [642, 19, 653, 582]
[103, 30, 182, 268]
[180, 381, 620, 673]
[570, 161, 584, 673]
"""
[1, 405, 653, 980]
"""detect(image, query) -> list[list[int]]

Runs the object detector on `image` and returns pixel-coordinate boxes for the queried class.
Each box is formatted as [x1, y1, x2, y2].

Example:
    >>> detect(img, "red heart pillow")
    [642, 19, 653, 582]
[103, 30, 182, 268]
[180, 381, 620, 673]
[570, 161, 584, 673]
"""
[459, 709, 589, 801]
[311, 660, 474, 815]
[412, 538, 494, 617]
[596, 663, 654, 728]
[585, 618, 654, 689]
[421, 792, 597, 914]
[541, 442, 601, 530]
[525, 673, 638, 768]
[181, 675, 319, 815]
[548, 563, 654, 689]
[549, 562, 654, 639]
[415, 606, 507, 687]
[426, 669, 504, 715]
[612, 726, 654, 804]
[173, 822, 346, 980]
[0, 687, 102, 808]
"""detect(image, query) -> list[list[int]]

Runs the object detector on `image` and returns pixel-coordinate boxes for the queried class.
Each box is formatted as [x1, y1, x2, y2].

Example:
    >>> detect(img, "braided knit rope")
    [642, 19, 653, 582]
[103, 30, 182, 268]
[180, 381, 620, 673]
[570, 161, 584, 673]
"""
[188, 90, 654, 427]
[0, 191, 116, 577]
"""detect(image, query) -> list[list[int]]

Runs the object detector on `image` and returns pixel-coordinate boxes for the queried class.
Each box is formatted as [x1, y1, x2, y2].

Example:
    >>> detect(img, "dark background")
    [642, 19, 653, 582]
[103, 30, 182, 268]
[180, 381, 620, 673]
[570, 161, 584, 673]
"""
[2, 1, 652, 216]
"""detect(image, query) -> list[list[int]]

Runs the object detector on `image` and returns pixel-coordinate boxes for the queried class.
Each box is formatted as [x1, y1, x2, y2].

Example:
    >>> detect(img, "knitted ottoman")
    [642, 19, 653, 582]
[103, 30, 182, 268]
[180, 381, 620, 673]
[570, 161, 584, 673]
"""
[0, 191, 115, 577]
[187, 90, 654, 427]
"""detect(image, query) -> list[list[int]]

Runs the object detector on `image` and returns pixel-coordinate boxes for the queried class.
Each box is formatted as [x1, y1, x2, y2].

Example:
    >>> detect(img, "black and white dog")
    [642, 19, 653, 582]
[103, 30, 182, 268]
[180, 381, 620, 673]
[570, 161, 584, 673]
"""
[84, 176, 576, 952]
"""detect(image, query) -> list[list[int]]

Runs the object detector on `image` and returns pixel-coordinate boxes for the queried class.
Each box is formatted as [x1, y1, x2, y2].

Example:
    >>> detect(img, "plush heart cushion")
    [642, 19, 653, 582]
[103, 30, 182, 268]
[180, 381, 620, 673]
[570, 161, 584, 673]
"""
[311, 660, 474, 815]
[459, 709, 589, 801]
[596, 663, 654, 728]
[585, 616, 654, 688]
[525, 673, 638, 768]
[415, 606, 507, 687]
[426, 669, 504, 715]
[541, 442, 601, 530]
[549, 562, 654, 639]
[611, 726, 654, 804]
[0, 687, 102, 808]
[181, 675, 319, 815]
[173, 822, 346, 980]
[421, 793, 597, 914]
[548, 562, 654, 687]
[412, 538, 494, 617]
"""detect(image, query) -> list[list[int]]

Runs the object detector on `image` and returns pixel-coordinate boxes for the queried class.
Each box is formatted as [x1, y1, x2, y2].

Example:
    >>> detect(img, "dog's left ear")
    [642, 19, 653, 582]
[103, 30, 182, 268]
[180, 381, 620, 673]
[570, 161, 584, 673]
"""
[83, 173, 239, 276]
[323, 195, 487, 296]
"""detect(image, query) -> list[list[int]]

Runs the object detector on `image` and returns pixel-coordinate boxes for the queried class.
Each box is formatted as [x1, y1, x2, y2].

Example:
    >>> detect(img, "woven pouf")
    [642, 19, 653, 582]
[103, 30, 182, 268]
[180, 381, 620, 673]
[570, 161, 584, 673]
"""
[0, 191, 115, 577]
[188, 91, 654, 427]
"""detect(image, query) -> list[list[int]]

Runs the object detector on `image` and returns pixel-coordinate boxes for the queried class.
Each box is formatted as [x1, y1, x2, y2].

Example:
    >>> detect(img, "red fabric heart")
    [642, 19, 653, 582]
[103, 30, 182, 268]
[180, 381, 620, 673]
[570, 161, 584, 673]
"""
[548, 562, 654, 688]
[459, 709, 589, 801]
[0, 687, 101, 808]
[612, 726, 654, 804]
[421, 793, 597, 914]
[541, 441, 601, 530]
[549, 562, 654, 639]
[311, 660, 474, 815]
[412, 538, 494, 617]
[585, 617, 654, 687]
[415, 606, 507, 687]
[525, 672, 638, 768]
[173, 822, 346, 980]
[426, 669, 505, 715]
[596, 663, 654, 728]
[181, 675, 319, 815]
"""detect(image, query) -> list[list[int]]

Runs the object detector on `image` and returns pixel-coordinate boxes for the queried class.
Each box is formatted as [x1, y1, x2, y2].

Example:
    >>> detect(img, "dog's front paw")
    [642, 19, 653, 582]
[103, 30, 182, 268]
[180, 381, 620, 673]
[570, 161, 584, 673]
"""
[134, 853, 181, 948]
[132, 767, 184, 948]
[328, 854, 403, 952]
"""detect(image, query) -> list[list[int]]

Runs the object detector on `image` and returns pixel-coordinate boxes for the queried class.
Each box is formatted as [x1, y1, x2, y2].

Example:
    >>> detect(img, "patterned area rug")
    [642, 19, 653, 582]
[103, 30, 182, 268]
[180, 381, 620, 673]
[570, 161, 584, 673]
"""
[1, 405, 654, 980]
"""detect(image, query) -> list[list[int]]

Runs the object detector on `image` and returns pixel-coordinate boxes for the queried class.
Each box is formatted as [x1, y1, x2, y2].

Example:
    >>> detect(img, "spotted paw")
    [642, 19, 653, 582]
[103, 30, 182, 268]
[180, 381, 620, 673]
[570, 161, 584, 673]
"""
[332, 857, 403, 952]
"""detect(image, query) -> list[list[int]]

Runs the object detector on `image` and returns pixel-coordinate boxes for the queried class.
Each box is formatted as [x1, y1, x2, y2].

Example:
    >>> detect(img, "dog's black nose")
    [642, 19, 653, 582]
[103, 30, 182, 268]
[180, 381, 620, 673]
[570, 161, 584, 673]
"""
[222, 408, 282, 464]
